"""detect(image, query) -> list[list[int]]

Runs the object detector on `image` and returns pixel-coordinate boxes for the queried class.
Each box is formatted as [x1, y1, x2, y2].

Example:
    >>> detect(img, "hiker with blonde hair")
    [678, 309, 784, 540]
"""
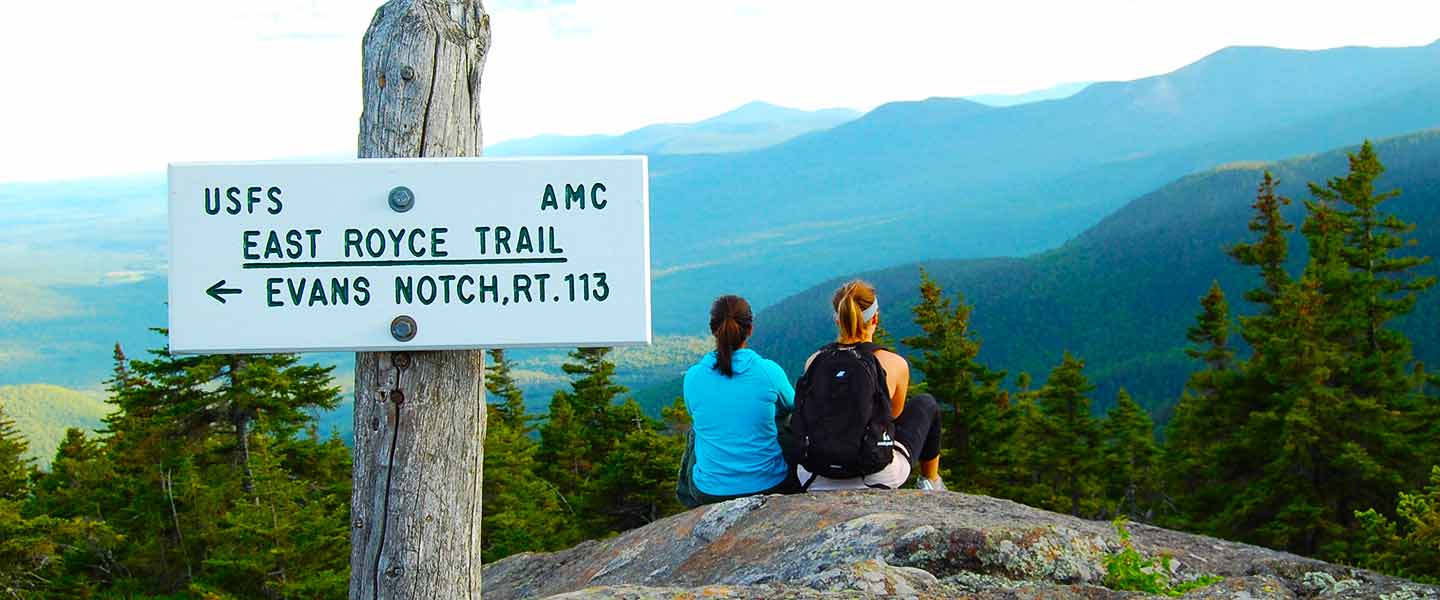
[791, 280, 945, 491]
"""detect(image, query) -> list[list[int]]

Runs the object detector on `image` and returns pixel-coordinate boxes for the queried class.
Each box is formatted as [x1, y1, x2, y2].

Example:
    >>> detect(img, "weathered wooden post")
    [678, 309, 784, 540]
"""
[352, 1, 492, 598]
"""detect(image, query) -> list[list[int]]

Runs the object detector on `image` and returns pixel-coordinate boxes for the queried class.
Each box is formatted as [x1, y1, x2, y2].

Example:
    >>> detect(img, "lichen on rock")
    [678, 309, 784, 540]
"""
[481, 491, 1440, 599]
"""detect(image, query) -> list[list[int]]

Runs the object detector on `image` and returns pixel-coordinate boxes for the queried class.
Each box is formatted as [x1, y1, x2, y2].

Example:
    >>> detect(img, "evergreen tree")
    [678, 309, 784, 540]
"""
[1185, 281, 1235, 374]
[486, 348, 529, 430]
[196, 432, 352, 598]
[585, 400, 685, 535]
[1005, 382, 1047, 508]
[96, 335, 346, 595]
[118, 338, 339, 494]
[1309, 142, 1435, 490]
[536, 348, 626, 532]
[537, 393, 590, 504]
[1223, 277, 1348, 554]
[1352, 465, 1440, 584]
[0, 401, 34, 501]
[28, 428, 109, 521]
[902, 269, 1009, 493]
[1100, 389, 1161, 521]
[1220, 270, 1413, 557]
[1024, 353, 1103, 517]
[556, 347, 628, 463]
[1165, 281, 1239, 529]
[483, 413, 575, 561]
[1227, 171, 1293, 346]
[1315, 141, 1435, 366]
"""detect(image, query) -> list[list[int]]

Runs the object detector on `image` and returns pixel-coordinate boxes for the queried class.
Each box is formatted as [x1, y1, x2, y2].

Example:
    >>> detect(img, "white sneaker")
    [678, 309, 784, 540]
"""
[917, 476, 946, 492]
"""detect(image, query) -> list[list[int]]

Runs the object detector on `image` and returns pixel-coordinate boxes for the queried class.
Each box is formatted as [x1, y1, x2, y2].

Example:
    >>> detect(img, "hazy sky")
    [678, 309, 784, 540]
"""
[1, 0, 1437, 183]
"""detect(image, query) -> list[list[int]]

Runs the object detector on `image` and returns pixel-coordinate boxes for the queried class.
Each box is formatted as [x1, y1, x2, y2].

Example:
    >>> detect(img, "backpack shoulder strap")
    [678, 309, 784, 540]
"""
[852, 342, 883, 356]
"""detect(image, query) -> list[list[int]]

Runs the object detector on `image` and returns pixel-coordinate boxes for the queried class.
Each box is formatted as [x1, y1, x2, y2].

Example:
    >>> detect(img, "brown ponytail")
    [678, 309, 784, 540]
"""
[832, 280, 877, 343]
[709, 295, 753, 377]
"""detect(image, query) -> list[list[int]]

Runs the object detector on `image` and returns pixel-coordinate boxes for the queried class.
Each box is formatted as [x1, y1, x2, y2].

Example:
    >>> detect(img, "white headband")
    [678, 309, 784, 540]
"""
[834, 299, 879, 322]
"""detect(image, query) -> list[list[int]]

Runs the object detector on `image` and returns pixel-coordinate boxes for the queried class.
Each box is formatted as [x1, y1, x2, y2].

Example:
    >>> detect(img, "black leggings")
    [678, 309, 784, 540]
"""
[893, 393, 942, 467]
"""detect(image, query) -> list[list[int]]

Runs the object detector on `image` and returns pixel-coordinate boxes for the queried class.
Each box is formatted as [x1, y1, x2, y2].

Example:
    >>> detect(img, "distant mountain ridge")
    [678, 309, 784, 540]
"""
[483, 101, 860, 156]
[4, 41, 1440, 406]
[644, 40, 1440, 331]
[964, 81, 1090, 106]
[749, 130, 1440, 418]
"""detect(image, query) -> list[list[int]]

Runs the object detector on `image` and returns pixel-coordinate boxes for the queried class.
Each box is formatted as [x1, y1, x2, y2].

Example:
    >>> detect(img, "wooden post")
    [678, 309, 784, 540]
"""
[352, 1, 491, 598]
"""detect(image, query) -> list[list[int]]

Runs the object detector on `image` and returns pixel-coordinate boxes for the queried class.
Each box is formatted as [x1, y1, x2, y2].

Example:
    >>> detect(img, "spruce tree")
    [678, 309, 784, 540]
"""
[195, 432, 352, 598]
[28, 429, 109, 520]
[0, 401, 33, 501]
[1001, 373, 1045, 506]
[1352, 465, 1440, 584]
[483, 414, 574, 561]
[1227, 171, 1293, 345]
[902, 269, 1009, 493]
[1026, 353, 1102, 517]
[1101, 390, 1161, 521]
[486, 349, 529, 430]
[537, 394, 590, 501]
[117, 339, 339, 494]
[557, 347, 627, 457]
[1310, 142, 1435, 489]
[1165, 281, 1238, 529]
[1316, 141, 1435, 366]
[586, 400, 684, 535]
[1223, 277, 1349, 554]
[560, 347, 627, 462]
[96, 336, 345, 594]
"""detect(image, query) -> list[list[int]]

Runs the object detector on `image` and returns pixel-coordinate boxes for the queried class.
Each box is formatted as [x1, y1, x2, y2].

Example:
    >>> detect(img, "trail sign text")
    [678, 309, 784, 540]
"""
[167, 157, 650, 354]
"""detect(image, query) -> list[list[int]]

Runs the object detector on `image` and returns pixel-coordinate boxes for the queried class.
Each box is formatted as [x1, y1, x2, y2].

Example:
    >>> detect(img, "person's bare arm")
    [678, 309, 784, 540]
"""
[873, 349, 910, 418]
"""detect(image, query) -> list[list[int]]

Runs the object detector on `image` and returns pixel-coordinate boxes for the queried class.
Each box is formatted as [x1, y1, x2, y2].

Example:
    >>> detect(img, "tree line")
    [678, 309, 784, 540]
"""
[0, 141, 1435, 598]
[900, 142, 1438, 582]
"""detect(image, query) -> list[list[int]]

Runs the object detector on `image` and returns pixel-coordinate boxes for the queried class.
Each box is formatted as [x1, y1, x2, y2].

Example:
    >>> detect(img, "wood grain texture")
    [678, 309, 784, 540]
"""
[353, 1, 491, 598]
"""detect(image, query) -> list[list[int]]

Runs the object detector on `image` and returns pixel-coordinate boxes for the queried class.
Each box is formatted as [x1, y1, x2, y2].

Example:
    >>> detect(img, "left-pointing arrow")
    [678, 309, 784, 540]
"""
[207, 280, 243, 304]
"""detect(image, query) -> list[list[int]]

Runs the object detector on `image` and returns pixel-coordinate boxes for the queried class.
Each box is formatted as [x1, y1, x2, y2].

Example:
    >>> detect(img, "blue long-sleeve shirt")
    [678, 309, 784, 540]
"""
[683, 349, 795, 495]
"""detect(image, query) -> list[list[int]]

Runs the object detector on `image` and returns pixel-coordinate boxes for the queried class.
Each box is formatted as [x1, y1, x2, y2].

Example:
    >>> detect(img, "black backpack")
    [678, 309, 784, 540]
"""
[792, 342, 900, 487]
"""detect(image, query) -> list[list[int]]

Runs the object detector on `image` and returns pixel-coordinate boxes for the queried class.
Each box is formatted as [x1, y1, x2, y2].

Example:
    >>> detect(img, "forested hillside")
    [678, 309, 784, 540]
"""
[753, 130, 1440, 418]
[0, 384, 107, 464]
[647, 42, 1440, 330]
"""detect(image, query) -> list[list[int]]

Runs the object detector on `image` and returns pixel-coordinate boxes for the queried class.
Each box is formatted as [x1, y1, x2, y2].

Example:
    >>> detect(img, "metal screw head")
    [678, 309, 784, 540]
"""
[388, 186, 414, 212]
[390, 315, 417, 342]
[353, 518, 365, 529]
[400, 65, 415, 81]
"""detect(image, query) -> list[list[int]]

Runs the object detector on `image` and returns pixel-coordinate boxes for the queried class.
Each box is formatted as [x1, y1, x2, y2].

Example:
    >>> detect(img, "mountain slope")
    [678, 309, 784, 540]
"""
[965, 81, 1090, 106]
[647, 42, 1440, 331]
[484, 101, 860, 156]
[5, 42, 1440, 397]
[0, 384, 109, 466]
[750, 130, 1440, 418]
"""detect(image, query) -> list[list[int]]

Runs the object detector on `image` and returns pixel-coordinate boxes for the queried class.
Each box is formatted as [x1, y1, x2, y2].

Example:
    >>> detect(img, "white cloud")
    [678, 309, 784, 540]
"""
[1, 0, 1437, 183]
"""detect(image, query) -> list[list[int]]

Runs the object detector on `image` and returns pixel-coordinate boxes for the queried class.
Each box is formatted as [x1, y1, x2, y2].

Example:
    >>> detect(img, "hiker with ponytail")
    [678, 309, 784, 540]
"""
[676, 295, 800, 508]
[792, 280, 946, 492]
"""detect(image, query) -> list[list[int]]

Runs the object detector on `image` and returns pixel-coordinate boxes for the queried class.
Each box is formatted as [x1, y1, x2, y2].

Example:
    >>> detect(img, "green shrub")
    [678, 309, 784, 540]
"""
[1104, 517, 1223, 596]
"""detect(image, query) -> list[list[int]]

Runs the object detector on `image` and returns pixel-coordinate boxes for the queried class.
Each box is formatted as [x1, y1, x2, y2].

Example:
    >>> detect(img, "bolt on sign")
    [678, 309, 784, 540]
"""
[166, 157, 651, 354]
